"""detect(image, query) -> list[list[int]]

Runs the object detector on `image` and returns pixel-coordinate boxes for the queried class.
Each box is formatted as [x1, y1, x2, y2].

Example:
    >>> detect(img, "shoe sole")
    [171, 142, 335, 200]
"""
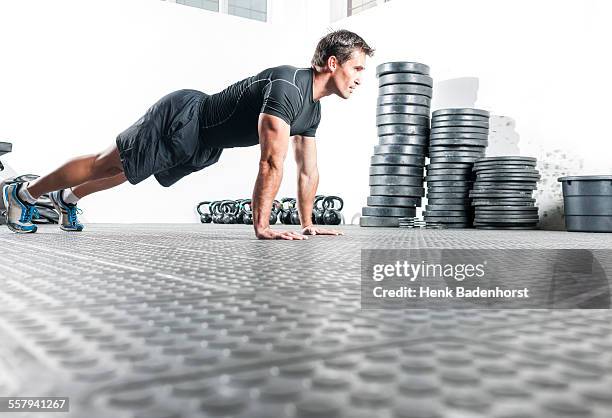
[49, 192, 84, 232]
[3, 185, 37, 234]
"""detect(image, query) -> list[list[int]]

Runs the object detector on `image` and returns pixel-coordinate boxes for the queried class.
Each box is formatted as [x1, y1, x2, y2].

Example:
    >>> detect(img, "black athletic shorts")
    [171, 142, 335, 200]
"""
[116, 89, 223, 187]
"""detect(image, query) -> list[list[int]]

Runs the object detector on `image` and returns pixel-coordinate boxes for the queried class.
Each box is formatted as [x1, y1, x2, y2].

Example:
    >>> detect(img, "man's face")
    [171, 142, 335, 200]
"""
[329, 50, 367, 99]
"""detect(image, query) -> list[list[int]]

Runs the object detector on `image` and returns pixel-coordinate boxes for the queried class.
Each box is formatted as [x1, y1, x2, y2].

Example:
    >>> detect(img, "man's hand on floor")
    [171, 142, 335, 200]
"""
[256, 227, 308, 240]
[301, 225, 343, 236]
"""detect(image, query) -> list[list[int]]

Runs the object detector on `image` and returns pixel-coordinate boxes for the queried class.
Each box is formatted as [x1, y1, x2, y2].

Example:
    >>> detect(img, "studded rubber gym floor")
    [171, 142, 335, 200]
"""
[1, 224, 612, 418]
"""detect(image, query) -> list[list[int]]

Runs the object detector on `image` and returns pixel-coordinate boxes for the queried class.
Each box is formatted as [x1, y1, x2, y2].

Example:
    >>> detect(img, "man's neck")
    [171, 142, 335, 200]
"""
[311, 67, 334, 102]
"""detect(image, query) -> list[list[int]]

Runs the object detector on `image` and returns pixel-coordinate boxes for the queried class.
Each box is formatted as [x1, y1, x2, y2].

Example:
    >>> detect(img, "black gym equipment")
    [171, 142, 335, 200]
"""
[471, 156, 540, 230]
[362, 61, 432, 228]
[423, 108, 491, 228]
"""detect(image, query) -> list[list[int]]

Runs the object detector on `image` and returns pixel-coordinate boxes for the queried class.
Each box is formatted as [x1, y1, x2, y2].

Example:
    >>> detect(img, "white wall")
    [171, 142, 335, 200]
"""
[0, 0, 302, 223]
[2, 0, 611, 228]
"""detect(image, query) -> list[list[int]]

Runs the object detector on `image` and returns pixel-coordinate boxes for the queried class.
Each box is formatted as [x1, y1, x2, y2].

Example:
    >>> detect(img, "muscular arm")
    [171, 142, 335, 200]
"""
[293, 135, 319, 227]
[252, 113, 305, 240]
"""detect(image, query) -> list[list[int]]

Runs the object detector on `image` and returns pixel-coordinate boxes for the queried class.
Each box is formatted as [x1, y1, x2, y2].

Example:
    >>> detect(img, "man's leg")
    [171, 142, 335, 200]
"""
[2, 143, 124, 233]
[27, 144, 124, 199]
[71, 172, 128, 199]
[46, 172, 128, 232]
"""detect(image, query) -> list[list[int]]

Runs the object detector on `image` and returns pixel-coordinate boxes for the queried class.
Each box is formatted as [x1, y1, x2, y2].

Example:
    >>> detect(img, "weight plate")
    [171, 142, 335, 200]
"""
[360, 216, 399, 227]
[376, 114, 430, 126]
[427, 199, 469, 205]
[427, 163, 474, 170]
[477, 170, 540, 176]
[369, 175, 424, 186]
[476, 217, 539, 222]
[377, 94, 431, 107]
[473, 184, 537, 191]
[470, 189, 533, 194]
[370, 166, 423, 176]
[429, 133, 489, 140]
[376, 105, 431, 116]
[429, 151, 485, 158]
[474, 177, 540, 182]
[426, 205, 471, 211]
[427, 187, 470, 199]
[371, 154, 425, 166]
[429, 139, 488, 147]
[475, 206, 539, 212]
[378, 73, 433, 87]
[427, 182, 473, 188]
[425, 175, 470, 182]
[379, 135, 429, 146]
[374, 144, 427, 155]
[370, 185, 425, 197]
[474, 225, 538, 230]
[474, 159, 537, 166]
[476, 156, 537, 163]
[431, 127, 489, 135]
[475, 214, 540, 220]
[432, 108, 490, 117]
[427, 193, 470, 199]
[378, 124, 430, 136]
[471, 200, 536, 206]
[379, 84, 433, 97]
[431, 120, 489, 129]
[429, 157, 481, 164]
[426, 169, 474, 176]
[429, 144, 486, 151]
[474, 169, 540, 175]
[424, 210, 470, 217]
[476, 212, 539, 217]
[376, 62, 430, 76]
[367, 195, 421, 207]
[476, 218, 540, 224]
[432, 114, 489, 122]
[362, 206, 417, 217]
[433, 223, 471, 228]
[424, 216, 471, 222]
[469, 191, 533, 197]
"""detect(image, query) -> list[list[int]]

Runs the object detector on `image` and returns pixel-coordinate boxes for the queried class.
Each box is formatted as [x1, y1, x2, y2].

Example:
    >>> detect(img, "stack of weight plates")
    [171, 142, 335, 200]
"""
[470, 156, 540, 229]
[424, 108, 490, 228]
[361, 62, 432, 227]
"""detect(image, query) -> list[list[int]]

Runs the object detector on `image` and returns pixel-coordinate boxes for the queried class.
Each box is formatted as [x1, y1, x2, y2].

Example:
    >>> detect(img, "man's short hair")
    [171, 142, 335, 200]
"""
[311, 29, 375, 68]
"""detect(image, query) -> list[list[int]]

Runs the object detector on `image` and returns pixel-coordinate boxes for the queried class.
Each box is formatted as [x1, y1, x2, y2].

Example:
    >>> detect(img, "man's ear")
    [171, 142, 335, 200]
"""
[327, 56, 338, 72]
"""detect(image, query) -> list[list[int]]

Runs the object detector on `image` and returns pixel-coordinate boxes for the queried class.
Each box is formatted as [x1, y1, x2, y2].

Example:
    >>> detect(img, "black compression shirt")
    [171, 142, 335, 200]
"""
[199, 65, 321, 148]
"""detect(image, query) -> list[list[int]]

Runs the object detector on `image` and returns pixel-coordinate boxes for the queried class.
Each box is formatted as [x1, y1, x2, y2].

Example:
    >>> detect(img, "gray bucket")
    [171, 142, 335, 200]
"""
[558, 176, 612, 232]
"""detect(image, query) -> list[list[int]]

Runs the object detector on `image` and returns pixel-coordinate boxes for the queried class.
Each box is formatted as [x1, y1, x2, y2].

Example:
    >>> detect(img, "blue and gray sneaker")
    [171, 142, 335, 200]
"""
[49, 190, 84, 232]
[2, 183, 38, 233]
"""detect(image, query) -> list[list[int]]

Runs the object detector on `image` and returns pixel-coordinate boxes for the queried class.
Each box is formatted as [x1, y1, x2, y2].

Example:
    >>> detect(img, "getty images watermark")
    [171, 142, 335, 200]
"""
[361, 249, 612, 309]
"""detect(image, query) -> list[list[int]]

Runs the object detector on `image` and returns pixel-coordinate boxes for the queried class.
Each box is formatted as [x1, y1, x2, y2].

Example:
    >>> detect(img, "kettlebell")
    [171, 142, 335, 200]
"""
[312, 195, 326, 224]
[280, 198, 294, 225]
[197, 201, 212, 223]
[322, 196, 343, 225]
[270, 199, 280, 225]
[241, 199, 253, 225]
[290, 201, 301, 225]
[220, 200, 238, 224]
[210, 201, 224, 223]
